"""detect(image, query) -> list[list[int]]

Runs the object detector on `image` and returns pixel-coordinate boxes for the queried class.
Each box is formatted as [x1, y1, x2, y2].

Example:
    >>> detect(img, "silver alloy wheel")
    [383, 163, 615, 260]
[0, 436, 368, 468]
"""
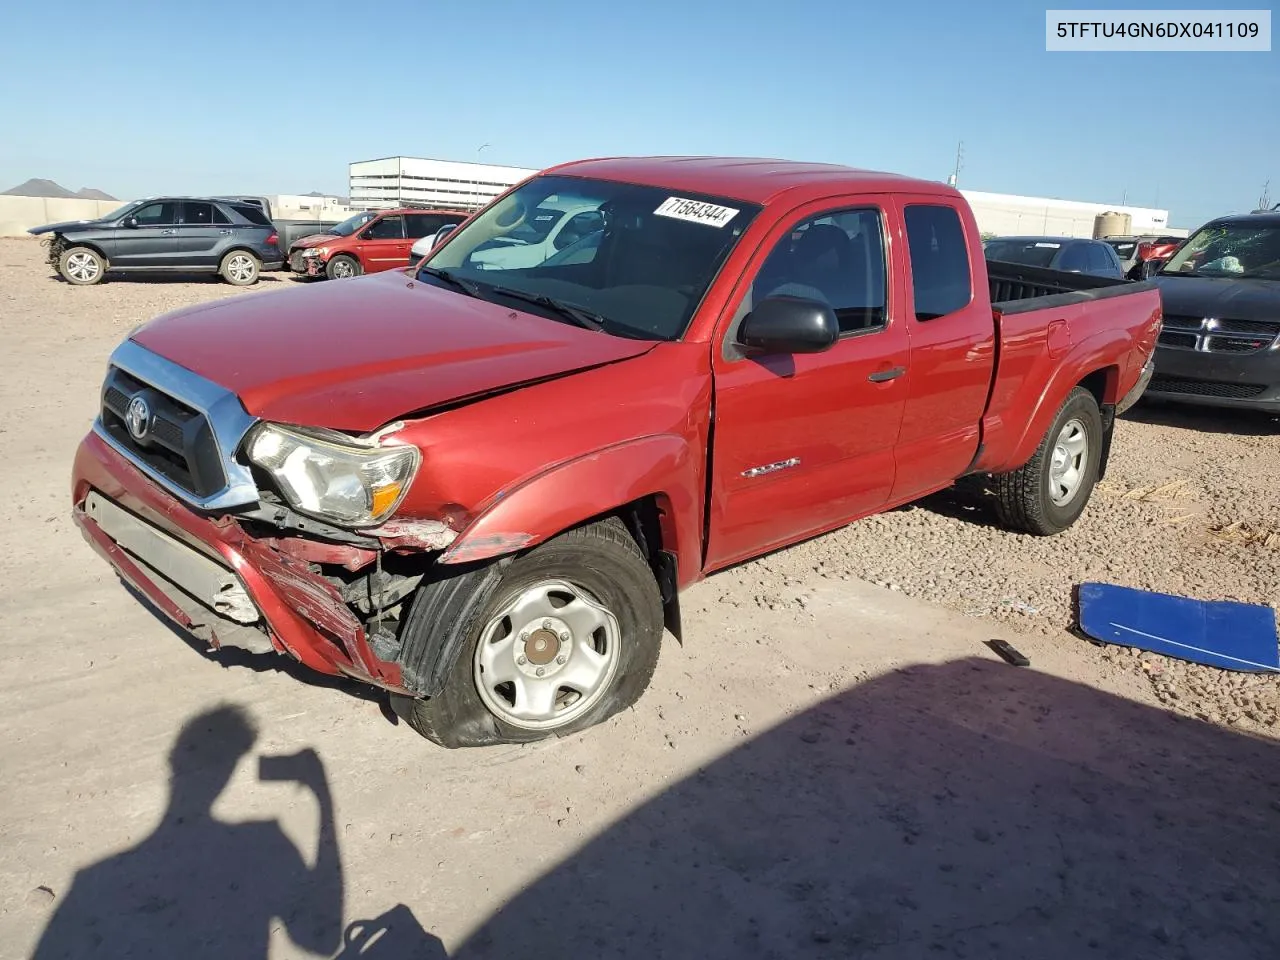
[66, 251, 99, 283]
[330, 258, 355, 278]
[1048, 417, 1089, 505]
[473, 579, 621, 731]
[226, 254, 256, 283]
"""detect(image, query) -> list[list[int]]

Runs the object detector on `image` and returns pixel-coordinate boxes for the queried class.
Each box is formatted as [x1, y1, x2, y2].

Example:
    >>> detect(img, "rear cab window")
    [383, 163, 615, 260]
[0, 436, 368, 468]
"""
[903, 204, 972, 320]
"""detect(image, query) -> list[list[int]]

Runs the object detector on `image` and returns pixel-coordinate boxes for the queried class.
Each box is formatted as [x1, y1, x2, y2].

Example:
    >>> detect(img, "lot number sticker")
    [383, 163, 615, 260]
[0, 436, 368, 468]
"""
[654, 197, 740, 228]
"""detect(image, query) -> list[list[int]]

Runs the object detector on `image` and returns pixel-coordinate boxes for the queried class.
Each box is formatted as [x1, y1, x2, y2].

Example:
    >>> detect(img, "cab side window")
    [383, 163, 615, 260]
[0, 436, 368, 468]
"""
[750, 208, 887, 334]
[903, 204, 971, 320]
[132, 202, 177, 226]
[179, 202, 214, 225]
[364, 215, 405, 240]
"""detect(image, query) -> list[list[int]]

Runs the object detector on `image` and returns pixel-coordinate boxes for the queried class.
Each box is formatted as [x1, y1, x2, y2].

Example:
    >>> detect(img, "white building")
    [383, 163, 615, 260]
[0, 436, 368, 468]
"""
[349, 157, 538, 212]
[962, 190, 1177, 238]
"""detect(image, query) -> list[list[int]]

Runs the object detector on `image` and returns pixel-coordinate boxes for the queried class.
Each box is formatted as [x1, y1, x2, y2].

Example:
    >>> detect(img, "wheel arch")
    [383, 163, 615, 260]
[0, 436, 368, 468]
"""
[980, 328, 1126, 474]
[62, 239, 111, 265]
[437, 435, 703, 637]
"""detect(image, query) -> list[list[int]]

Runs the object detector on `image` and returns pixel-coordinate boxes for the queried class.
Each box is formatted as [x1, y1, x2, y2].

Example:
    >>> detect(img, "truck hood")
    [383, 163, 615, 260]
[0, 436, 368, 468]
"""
[130, 270, 655, 432]
[27, 218, 105, 236]
[1154, 274, 1280, 321]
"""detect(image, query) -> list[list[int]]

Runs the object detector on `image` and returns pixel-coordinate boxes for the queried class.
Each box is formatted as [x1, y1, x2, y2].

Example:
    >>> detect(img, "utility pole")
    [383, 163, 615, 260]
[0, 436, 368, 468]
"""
[947, 140, 964, 188]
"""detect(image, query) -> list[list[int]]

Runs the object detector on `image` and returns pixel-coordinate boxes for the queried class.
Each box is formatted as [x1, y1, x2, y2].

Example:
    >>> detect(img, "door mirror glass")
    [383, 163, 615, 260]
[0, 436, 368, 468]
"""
[123, 217, 138, 229]
[738, 296, 839, 354]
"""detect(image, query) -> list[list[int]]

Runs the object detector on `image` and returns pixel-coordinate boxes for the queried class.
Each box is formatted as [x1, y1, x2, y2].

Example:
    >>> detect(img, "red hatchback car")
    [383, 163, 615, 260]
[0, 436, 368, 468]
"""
[286, 207, 468, 280]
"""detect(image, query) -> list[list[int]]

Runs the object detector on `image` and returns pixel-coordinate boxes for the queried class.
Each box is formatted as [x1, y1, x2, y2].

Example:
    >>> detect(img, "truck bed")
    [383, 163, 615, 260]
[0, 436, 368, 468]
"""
[987, 259, 1154, 313]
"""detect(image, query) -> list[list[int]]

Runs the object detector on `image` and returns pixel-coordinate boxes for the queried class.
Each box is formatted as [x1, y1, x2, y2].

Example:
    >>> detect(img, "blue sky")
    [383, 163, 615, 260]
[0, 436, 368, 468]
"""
[0, 0, 1274, 228]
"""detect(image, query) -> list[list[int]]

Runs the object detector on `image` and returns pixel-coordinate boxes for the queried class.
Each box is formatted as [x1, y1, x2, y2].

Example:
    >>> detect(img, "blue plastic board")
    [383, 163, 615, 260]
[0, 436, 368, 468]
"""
[1077, 582, 1279, 672]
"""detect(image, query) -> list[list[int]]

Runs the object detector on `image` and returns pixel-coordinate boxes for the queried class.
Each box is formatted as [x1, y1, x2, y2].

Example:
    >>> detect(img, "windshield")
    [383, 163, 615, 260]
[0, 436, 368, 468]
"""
[1161, 222, 1280, 279]
[419, 175, 761, 340]
[103, 201, 141, 221]
[984, 239, 1062, 268]
[327, 211, 377, 237]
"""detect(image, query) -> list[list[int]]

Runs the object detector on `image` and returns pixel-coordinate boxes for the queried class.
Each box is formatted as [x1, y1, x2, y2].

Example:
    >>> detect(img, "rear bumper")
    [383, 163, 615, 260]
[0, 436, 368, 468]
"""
[1147, 345, 1280, 412]
[71, 430, 412, 692]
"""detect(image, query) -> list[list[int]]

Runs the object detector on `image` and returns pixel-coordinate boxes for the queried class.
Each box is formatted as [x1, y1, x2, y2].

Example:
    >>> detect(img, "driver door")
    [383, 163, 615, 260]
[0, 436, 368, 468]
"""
[113, 200, 178, 267]
[705, 198, 910, 571]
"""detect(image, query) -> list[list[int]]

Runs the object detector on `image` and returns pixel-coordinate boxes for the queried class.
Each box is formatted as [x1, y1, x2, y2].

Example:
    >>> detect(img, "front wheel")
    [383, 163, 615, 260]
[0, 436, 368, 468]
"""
[59, 246, 106, 285]
[326, 254, 361, 280]
[393, 518, 663, 748]
[994, 386, 1103, 536]
[220, 251, 260, 286]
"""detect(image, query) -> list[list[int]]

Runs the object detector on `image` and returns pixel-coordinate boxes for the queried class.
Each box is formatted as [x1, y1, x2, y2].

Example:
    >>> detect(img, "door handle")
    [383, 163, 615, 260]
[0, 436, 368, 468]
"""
[160, 229, 176, 236]
[218, 229, 232, 235]
[867, 366, 906, 383]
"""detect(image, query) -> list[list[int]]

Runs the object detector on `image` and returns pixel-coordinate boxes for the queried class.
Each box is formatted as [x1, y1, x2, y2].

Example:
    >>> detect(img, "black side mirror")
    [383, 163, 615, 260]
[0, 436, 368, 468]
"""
[1140, 258, 1167, 279]
[123, 217, 138, 229]
[738, 296, 839, 354]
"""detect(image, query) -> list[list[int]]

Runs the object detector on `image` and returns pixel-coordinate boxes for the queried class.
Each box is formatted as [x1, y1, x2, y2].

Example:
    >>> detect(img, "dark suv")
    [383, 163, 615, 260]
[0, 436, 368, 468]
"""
[28, 198, 283, 286]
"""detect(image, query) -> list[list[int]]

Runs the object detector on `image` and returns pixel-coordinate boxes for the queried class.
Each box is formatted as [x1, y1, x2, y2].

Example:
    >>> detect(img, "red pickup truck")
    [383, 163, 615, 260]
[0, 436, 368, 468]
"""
[72, 157, 1161, 748]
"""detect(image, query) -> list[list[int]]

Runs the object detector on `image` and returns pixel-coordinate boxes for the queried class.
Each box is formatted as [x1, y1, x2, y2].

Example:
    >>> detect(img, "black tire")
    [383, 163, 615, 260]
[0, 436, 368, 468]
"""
[393, 518, 663, 748]
[58, 246, 106, 285]
[326, 254, 362, 280]
[219, 250, 260, 286]
[994, 386, 1103, 536]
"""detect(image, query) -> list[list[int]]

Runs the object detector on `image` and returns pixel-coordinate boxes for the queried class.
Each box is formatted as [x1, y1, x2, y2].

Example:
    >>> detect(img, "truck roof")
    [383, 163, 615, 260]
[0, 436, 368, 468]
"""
[544, 156, 959, 206]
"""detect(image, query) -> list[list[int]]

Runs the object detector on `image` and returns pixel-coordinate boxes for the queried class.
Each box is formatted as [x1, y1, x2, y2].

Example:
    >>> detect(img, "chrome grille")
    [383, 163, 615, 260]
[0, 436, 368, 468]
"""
[93, 340, 260, 511]
[1158, 314, 1280, 354]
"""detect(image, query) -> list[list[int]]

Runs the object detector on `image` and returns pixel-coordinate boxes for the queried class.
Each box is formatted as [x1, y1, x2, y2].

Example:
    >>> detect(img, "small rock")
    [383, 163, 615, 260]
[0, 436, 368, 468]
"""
[734, 714, 745, 722]
[812, 930, 832, 944]
[574, 764, 586, 775]
[973, 827, 992, 843]
[800, 731, 821, 744]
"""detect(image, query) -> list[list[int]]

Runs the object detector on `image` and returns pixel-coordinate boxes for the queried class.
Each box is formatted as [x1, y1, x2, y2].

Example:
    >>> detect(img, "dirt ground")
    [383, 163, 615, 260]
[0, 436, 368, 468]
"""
[1, 236, 1278, 958]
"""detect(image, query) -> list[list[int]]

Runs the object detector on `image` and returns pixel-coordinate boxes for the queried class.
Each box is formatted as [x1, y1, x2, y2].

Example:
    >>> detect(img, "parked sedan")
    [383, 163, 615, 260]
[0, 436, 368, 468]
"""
[28, 198, 282, 286]
[983, 236, 1126, 279]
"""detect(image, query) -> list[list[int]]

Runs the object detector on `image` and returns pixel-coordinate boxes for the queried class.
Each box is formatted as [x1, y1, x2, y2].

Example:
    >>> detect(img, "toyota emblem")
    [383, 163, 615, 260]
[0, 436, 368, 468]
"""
[125, 395, 151, 441]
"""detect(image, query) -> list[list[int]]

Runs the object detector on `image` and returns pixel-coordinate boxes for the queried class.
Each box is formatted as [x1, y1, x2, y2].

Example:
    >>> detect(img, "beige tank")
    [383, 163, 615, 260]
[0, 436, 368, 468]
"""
[1094, 211, 1132, 239]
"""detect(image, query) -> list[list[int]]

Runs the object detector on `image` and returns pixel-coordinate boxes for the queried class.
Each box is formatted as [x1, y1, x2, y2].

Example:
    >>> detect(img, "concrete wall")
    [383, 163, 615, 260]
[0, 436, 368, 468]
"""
[0, 196, 132, 237]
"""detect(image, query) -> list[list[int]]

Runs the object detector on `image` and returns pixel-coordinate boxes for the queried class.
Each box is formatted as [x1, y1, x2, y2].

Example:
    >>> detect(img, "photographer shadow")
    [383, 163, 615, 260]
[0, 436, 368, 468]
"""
[29, 704, 443, 959]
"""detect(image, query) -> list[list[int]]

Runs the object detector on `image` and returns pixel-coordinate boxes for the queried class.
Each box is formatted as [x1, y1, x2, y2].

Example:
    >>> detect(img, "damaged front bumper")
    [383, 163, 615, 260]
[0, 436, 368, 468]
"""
[72, 429, 427, 694]
[287, 249, 327, 276]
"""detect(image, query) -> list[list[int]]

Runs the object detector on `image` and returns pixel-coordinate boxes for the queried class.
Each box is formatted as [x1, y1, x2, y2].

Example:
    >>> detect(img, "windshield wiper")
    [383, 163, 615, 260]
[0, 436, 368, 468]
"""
[489, 287, 608, 332]
[418, 267, 483, 298]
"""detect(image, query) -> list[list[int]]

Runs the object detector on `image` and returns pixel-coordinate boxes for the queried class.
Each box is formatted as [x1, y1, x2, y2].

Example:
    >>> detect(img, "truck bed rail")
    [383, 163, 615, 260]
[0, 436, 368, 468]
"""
[988, 260, 1155, 315]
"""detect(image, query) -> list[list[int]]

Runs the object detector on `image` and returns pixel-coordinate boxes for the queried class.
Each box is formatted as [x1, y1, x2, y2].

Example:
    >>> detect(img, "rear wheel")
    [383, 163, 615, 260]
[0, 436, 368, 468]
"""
[326, 254, 361, 280]
[994, 387, 1103, 536]
[220, 251, 260, 286]
[393, 518, 663, 748]
[59, 246, 106, 285]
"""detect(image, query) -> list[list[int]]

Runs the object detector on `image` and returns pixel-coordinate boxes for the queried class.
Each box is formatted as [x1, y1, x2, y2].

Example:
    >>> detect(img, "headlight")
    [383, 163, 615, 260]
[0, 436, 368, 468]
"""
[246, 423, 420, 527]
[301, 247, 326, 258]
